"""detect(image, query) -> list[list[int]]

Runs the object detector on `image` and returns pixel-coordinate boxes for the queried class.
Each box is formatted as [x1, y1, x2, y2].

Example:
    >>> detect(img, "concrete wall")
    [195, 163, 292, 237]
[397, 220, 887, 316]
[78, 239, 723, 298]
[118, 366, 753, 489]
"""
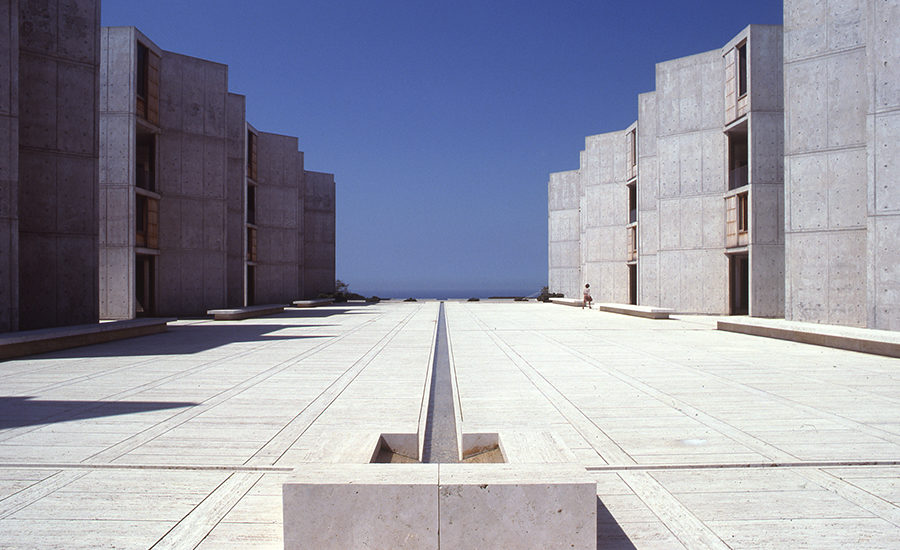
[99, 26, 140, 319]
[255, 132, 302, 304]
[653, 50, 727, 314]
[155, 51, 230, 316]
[784, 0, 870, 327]
[637, 92, 660, 306]
[580, 130, 629, 303]
[548, 169, 581, 298]
[865, 0, 900, 330]
[225, 93, 246, 307]
[0, 2, 19, 332]
[17, 0, 99, 330]
[302, 170, 336, 298]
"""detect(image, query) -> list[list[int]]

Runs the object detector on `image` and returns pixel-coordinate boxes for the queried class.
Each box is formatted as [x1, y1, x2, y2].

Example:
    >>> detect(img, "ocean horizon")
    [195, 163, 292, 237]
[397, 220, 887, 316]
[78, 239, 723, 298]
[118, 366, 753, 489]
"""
[353, 288, 543, 300]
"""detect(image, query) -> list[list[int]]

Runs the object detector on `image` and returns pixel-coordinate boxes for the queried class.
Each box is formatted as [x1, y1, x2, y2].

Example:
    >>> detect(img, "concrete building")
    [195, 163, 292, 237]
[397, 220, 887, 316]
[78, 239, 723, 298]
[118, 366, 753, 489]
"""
[1, 0, 101, 332]
[550, 25, 785, 317]
[783, 0, 900, 330]
[99, 27, 335, 319]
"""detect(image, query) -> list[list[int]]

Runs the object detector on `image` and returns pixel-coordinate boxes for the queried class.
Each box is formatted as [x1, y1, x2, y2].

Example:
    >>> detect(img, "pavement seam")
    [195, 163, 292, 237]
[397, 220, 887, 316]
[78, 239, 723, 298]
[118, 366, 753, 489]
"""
[245, 303, 428, 466]
[79, 313, 384, 465]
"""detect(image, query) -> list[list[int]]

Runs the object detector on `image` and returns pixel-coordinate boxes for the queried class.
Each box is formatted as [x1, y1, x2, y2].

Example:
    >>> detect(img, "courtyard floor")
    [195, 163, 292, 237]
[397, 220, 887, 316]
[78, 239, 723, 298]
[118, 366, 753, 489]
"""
[0, 301, 898, 548]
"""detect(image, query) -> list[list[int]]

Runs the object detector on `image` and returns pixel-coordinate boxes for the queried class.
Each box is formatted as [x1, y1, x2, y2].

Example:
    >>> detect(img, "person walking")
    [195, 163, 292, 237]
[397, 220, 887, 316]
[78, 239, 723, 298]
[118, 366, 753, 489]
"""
[582, 284, 593, 309]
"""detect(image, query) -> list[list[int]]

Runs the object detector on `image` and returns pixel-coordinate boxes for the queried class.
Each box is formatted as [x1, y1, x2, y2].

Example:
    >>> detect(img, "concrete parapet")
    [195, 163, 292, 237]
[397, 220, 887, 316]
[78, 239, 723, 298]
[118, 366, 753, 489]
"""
[283, 463, 596, 549]
[717, 317, 900, 358]
[0, 318, 170, 360]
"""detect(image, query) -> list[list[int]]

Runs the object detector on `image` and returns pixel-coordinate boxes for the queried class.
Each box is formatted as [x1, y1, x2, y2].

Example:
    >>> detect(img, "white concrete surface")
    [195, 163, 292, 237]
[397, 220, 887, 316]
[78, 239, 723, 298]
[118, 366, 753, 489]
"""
[1, 301, 899, 548]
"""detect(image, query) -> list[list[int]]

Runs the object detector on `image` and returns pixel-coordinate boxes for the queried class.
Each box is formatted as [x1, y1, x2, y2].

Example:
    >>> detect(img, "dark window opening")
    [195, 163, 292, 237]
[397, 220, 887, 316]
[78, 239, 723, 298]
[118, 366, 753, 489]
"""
[247, 184, 256, 225]
[246, 265, 256, 306]
[247, 130, 257, 180]
[136, 132, 156, 191]
[136, 195, 148, 246]
[246, 227, 257, 262]
[628, 264, 637, 306]
[137, 42, 149, 100]
[737, 43, 748, 97]
[627, 182, 637, 224]
[729, 254, 749, 315]
[630, 130, 637, 168]
[728, 131, 748, 189]
[136, 254, 155, 316]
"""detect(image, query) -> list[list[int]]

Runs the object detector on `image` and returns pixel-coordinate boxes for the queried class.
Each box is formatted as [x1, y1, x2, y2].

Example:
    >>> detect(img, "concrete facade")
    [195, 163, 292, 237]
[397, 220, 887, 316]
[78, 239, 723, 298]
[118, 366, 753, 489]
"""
[547, 170, 581, 299]
[1, 0, 100, 331]
[551, 26, 785, 317]
[99, 27, 335, 318]
[302, 170, 336, 298]
[784, 0, 900, 330]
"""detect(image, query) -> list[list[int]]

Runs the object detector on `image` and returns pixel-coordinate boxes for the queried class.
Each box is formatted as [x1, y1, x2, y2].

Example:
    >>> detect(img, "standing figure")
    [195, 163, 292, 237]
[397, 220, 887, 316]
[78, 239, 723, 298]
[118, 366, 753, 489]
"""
[582, 284, 593, 309]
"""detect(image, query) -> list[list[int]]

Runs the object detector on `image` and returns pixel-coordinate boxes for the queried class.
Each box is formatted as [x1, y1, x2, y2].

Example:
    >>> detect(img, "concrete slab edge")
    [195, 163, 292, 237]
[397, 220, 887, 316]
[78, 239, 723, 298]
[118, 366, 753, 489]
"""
[717, 320, 900, 358]
[0, 318, 172, 360]
[206, 304, 285, 320]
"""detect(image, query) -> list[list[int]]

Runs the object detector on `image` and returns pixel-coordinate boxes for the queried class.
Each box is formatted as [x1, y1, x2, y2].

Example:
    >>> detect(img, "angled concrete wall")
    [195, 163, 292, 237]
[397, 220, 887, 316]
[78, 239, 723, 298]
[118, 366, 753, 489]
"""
[637, 92, 659, 306]
[0, 2, 19, 332]
[784, 0, 871, 327]
[17, 0, 99, 330]
[653, 49, 727, 314]
[155, 51, 230, 316]
[225, 93, 246, 307]
[302, 170, 336, 298]
[99, 26, 141, 320]
[865, 0, 900, 330]
[580, 130, 629, 303]
[255, 132, 302, 304]
[548, 170, 581, 298]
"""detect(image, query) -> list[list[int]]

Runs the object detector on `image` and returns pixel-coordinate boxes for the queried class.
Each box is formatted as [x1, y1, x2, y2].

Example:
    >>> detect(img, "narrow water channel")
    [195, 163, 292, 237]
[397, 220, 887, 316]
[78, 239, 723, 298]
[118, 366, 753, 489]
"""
[421, 302, 459, 463]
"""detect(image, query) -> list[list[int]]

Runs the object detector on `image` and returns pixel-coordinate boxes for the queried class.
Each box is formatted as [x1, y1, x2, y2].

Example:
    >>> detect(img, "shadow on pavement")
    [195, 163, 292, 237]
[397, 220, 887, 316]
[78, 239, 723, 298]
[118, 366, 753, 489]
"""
[0, 396, 198, 430]
[598, 496, 638, 549]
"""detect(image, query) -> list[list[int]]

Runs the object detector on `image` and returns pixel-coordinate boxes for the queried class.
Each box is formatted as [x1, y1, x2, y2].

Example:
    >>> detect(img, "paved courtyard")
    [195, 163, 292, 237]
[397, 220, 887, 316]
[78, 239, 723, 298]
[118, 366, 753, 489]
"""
[1, 301, 898, 548]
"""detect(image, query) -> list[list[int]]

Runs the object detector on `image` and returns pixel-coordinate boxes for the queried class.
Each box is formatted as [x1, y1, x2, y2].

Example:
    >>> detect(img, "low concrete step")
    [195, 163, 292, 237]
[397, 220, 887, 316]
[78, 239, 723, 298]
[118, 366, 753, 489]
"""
[207, 304, 285, 320]
[548, 297, 583, 307]
[291, 298, 334, 308]
[0, 318, 172, 360]
[718, 317, 900, 358]
[596, 303, 673, 319]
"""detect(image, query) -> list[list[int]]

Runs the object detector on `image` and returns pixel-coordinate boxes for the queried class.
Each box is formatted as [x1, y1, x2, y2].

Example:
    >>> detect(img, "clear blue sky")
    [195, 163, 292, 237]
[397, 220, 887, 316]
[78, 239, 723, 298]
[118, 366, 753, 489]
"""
[102, 1, 783, 298]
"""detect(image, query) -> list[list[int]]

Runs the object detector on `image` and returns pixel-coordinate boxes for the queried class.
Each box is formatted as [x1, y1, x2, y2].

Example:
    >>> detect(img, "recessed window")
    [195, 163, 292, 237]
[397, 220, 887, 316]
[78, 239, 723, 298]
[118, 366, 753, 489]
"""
[137, 43, 149, 100]
[737, 42, 747, 97]
[737, 192, 749, 233]
[728, 131, 748, 190]
[247, 184, 256, 225]
[627, 182, 637, 224]
[247, 130, 258, 180]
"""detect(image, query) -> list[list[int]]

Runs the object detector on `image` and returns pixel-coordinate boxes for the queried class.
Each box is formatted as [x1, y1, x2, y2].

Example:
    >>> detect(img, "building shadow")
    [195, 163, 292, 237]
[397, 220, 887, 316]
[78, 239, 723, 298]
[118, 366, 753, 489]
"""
[597, 496, 637, 549]
[24, 323, 334, 359]
[0, 396, 198, 430]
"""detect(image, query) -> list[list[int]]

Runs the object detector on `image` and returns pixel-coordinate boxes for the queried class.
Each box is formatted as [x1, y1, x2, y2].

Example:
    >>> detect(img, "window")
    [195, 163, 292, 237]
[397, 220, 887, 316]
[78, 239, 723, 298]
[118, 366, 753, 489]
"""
[247, 184, 256, 225]
[246, 227, 257, 262]
[247, 130, 258, 180]
[737, 192, 749, 233]
[627, 182, 637, 224]
[137, 43, 149, 100]
[135, 194, 158, 249]
[728, 131, 748, 190]
[737, 42, 747, 97]
[136, 195, 147, 246]
[136, 132, 155, 191]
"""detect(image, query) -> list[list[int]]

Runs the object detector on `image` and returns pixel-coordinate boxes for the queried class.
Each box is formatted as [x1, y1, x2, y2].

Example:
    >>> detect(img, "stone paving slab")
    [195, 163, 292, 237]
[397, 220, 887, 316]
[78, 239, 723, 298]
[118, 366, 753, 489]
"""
[0, 302, 897, 548]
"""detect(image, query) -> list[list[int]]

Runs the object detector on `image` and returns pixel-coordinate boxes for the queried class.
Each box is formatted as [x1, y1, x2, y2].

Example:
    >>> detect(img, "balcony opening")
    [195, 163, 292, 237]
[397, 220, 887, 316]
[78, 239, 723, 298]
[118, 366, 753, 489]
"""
[728, 130, 748, 190]
[729, 253, 749, 315]
[135, 194, 158, 249]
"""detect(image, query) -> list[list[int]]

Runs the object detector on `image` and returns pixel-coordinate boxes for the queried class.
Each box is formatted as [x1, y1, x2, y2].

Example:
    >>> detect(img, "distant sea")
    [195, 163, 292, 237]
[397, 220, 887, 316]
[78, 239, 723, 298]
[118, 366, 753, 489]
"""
[354, 288, 542, 300]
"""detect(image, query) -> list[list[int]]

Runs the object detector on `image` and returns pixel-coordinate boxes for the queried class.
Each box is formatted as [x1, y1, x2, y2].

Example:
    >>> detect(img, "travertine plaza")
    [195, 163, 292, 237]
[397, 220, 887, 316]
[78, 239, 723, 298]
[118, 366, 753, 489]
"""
[1, 0, 900, 548]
